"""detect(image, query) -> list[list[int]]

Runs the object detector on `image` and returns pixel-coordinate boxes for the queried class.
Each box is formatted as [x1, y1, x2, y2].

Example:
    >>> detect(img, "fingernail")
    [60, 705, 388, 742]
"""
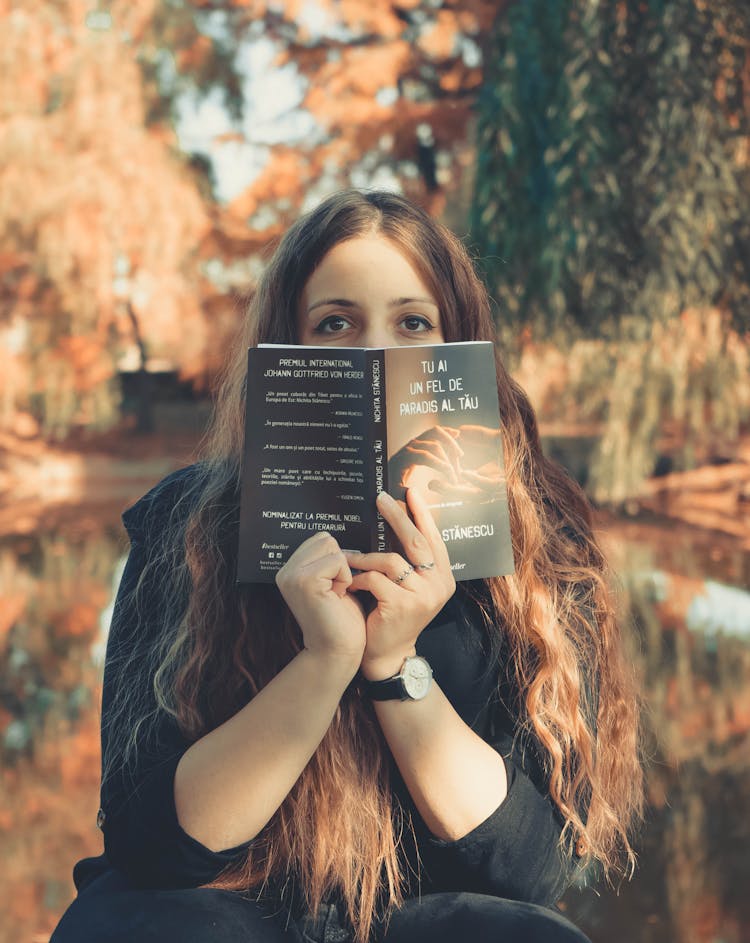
[377, 491, 393, 504]
[340, 548, 362, 554]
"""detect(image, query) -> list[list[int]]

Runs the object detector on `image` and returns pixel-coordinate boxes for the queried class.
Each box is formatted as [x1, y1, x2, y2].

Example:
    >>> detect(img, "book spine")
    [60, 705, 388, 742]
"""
[367, 348, 388, 553]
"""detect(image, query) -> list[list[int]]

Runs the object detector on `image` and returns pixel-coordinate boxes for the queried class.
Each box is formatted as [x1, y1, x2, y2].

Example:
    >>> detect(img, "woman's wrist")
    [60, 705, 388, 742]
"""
[359, 647, 417, 682]
[298, 646, 362, 687]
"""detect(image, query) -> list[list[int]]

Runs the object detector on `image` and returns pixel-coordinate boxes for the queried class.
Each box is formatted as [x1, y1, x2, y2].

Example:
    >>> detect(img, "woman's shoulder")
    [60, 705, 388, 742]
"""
[121, 463, 207, 540]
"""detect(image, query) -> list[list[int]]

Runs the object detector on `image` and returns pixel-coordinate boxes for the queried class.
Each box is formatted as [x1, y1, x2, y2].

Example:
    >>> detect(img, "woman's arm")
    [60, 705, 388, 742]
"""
[359, 589, 581, 905]
[173, 647, 357, 852]
[366, 678, 507, 842]
[345, 488, 507, 841]
[166, 528, 367, 852]
[366, 630, 582, 904]
[346, 489, 580, 905]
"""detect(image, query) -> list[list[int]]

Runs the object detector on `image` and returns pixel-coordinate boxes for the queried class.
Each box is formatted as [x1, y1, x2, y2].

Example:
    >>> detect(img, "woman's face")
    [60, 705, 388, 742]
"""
[296, 234, 445, 348]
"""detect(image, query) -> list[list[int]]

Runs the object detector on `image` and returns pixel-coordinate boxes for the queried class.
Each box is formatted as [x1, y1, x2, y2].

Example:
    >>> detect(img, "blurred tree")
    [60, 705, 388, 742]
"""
[472, 0, 625, 336]
[186, 0, 501, 234]
[473, 0, 750, 337]
[472, 0, 750, 501]
[0, 0, 501, 440]
[0, 1, 215, 438]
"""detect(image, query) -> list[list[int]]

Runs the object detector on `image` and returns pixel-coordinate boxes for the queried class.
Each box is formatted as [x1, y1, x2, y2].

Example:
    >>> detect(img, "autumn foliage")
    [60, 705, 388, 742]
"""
[0, 0, 500, 440]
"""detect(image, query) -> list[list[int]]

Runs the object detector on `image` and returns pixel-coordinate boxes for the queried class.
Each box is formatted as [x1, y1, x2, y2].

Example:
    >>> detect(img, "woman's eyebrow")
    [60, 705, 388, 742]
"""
[306, 296, 438, 316]
[389, 296, 438, 307]
[306, 298, 358, 315]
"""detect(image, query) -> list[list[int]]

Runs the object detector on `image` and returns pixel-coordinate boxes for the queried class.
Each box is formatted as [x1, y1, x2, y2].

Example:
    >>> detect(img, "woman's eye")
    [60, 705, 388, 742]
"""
[311, 313, 436, 335]
[401, 316, 434, 332]
[314, 316, 351, 333]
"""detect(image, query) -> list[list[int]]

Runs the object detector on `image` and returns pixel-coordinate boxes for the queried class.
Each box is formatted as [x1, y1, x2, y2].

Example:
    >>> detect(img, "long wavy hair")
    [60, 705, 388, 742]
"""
[104, 190, 642, 942]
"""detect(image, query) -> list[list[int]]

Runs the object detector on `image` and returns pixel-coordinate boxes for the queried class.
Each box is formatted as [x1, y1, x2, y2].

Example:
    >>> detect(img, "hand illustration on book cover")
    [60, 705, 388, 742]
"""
[388, 424, 506, 507]
[237, 341, 515, 583]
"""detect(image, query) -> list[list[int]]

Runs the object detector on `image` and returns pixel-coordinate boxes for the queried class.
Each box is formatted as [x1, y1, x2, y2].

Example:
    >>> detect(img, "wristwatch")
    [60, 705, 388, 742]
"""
[362, 655, 433, 701]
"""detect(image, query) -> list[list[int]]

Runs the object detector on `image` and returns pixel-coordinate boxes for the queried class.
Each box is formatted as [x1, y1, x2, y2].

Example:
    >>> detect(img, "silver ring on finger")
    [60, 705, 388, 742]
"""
[393, 565, 415, 584]
[412, 561, 435, 571]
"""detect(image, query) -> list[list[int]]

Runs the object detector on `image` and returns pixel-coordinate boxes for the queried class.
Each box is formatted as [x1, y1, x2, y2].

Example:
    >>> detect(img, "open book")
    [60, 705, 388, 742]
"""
[237, 341, 515, 583]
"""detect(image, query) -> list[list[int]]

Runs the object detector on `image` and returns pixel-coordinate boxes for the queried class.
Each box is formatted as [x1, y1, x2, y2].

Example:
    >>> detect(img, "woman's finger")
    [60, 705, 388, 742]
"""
[285, 530, 337, 565]
[404, 487, 452, 570]
[376, 490, 446, 571]
[342, 549, 419, 583]
[277, 532, 352, 596]
[347, 568, 405, 599]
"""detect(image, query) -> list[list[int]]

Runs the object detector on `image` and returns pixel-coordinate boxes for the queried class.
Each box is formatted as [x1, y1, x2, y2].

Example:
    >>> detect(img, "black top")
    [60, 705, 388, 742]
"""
[77, 465, 583, 915]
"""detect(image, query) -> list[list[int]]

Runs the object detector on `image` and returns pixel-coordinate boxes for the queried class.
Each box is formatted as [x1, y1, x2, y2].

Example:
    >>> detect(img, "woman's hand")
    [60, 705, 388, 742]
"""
[275, 532, 367, 672]
[344, 488, 456, 681]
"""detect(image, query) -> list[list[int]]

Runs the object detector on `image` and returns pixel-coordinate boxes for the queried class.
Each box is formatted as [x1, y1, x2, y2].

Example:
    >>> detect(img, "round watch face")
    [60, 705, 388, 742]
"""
[401, 657, 433, 700]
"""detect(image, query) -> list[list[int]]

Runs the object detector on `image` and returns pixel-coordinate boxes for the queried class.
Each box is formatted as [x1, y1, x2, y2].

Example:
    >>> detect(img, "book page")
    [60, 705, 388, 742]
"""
[237, 347, 371, 582]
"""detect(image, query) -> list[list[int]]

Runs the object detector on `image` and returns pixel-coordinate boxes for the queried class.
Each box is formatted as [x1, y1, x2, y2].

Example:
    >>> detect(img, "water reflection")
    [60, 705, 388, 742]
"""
[1, 518, 125, 757]
[1, 508, 748, 943]
[0, 508, 126, 943]
[563, 520, 750, 943]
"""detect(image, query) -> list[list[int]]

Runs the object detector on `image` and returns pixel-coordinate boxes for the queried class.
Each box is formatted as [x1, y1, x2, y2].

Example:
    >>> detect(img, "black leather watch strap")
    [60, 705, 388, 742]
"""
[363, 674, 406, 701]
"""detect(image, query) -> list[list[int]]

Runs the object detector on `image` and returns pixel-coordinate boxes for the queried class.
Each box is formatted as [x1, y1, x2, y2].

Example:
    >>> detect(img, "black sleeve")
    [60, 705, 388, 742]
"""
[414, 729, 580, 906]
[409, 588, 585, 907]
[98, 471, 253, 889]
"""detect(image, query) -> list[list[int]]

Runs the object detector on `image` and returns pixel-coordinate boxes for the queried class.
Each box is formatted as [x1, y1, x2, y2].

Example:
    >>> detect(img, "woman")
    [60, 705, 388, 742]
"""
[51, 190, 642, 943]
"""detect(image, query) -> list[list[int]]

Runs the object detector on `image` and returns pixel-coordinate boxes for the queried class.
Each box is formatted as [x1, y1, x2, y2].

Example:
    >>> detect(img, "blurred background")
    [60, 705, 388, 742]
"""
[1, 1, 749, 940]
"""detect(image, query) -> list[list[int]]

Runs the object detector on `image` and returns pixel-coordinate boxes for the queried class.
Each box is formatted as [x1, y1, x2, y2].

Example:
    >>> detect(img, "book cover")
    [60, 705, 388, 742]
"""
[237, 341, 514, 583]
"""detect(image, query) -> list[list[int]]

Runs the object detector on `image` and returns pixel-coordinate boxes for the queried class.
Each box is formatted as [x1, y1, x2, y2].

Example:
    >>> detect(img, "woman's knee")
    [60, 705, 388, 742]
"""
[382, 891, 591, 943]
[50, 873, 297, 943]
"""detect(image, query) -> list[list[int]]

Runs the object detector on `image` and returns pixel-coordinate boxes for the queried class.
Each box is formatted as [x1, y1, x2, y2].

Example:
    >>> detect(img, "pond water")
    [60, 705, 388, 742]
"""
[1, 500, 748, 943]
